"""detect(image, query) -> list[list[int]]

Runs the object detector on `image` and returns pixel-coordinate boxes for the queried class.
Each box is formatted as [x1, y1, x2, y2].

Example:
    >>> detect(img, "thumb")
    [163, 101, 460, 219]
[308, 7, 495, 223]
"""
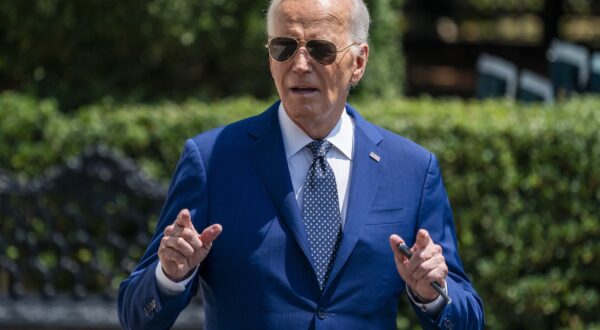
[389, 234, 409, 263]
[199, 224, 223, 247]
[415, 229, 431, 250]
[176, 209, 194, 229]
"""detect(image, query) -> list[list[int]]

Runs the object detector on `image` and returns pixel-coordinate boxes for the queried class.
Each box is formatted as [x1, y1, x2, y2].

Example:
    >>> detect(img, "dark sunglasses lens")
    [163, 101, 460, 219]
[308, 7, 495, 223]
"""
[269, 37, 298, 62]
[307, 40, 337, 64]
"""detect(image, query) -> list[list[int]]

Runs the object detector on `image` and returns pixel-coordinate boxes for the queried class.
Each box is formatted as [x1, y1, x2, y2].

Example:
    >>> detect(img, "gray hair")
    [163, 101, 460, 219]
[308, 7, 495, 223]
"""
[266, 0, 370, 44]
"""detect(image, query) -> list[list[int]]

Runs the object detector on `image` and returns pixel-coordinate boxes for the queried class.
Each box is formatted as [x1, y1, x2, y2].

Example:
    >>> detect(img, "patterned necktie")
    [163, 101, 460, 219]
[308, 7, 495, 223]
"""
[302, 140, 343, 290]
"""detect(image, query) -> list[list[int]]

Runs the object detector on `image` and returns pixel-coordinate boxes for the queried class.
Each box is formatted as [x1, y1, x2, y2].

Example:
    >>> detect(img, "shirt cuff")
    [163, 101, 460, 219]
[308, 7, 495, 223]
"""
[406, 281, 448, 317]
[155, 261, 198, 296]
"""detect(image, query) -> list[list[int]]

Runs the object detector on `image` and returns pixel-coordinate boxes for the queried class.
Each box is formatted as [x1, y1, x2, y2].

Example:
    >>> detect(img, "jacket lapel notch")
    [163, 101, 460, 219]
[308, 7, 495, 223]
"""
[324, 114, 385, 291]
[246, 108, 315, 268]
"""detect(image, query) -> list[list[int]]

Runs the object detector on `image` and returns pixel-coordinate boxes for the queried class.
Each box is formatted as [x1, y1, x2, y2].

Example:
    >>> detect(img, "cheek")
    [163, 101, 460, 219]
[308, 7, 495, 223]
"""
[325, 68, 350, 94]
[270, 67, 285, 92]
[269, 59, 285, 79]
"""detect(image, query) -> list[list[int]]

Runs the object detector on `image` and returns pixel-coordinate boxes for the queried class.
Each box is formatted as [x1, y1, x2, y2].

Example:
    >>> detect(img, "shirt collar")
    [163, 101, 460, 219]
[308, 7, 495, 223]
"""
[278, 103, 354, 160]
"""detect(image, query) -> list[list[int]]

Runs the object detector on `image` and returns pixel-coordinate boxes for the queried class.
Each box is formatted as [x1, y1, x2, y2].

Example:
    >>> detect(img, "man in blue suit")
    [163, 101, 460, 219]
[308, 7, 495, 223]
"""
[118, 0, 484, 328]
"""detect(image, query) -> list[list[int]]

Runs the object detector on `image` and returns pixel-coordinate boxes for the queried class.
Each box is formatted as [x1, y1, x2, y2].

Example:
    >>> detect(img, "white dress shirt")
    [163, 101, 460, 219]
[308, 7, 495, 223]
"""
[278, 103, 354, 226]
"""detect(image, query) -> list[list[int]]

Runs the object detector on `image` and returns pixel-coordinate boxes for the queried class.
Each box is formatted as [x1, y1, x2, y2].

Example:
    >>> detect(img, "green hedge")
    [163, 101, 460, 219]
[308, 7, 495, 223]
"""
[1, 91, 599, 329]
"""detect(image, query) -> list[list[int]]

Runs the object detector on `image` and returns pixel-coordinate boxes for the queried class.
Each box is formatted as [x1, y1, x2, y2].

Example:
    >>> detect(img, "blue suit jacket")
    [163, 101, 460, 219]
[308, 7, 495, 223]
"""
[118, 102, 484, 329]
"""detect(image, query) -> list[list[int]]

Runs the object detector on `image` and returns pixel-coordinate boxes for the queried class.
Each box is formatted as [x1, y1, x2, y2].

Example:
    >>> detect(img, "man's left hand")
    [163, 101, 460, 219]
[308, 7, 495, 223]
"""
[389, 229, 448, 301]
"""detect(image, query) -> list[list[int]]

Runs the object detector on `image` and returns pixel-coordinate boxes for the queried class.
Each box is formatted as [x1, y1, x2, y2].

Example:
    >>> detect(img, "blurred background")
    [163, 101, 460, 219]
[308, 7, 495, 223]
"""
[0, 0, 599, 329]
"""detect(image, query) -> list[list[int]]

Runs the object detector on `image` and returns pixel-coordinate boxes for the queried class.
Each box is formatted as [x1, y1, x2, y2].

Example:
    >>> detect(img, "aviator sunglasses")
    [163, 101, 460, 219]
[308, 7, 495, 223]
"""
[265, 37, 358, 65]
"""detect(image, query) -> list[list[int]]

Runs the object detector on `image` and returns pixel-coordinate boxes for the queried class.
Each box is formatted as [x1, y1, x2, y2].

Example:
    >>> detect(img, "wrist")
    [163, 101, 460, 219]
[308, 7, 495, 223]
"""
[405, 281, 448, 316]
[163, 266, 194, 283]
[409, 286, 438, 303]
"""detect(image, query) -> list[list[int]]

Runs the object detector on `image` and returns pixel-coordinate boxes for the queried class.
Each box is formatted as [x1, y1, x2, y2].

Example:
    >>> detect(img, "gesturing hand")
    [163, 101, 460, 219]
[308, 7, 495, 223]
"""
[389, 229, 448, 301]
[158, 209, 222, 282]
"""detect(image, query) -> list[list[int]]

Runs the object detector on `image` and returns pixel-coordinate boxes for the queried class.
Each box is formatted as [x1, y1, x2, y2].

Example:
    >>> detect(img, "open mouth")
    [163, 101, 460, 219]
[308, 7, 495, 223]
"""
[290, 87, 319, 94]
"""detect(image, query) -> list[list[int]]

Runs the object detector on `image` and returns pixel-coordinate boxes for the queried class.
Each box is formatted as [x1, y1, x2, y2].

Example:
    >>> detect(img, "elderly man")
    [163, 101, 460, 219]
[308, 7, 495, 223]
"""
[118, 0, 484, 329]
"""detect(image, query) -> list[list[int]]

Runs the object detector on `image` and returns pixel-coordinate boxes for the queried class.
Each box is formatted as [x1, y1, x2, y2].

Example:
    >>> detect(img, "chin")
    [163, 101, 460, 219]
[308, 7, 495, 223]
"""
[287, 102, 317, 114]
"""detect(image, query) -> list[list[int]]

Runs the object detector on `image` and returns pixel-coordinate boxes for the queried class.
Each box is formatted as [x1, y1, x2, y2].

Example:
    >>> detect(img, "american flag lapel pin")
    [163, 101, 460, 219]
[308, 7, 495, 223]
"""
[369, 152, 381, 162]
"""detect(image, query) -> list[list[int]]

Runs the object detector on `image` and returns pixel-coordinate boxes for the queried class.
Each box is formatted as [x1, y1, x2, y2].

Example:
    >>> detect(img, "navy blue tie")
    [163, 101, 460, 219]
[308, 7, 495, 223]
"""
[302, 140, 342, 290]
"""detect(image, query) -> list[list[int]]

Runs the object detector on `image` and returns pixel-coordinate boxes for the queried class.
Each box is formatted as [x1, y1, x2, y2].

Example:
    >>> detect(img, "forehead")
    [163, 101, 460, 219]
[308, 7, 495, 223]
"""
[272, 0, 351, 38]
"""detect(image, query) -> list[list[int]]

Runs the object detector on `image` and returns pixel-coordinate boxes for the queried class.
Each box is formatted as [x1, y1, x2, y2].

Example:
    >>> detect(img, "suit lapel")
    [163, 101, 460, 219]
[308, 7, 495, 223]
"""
[246, 103, 315, 268]
[324, 105, 384, 291]
[246, 102, 385, 292]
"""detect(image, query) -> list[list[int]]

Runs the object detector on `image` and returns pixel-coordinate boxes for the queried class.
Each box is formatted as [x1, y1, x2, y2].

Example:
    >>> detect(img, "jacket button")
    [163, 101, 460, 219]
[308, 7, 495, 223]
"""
[148, 298, 156, 311]
[317, 309, 326, 320]
[443, 318, 453, 330]
[144, 298, 157, 316]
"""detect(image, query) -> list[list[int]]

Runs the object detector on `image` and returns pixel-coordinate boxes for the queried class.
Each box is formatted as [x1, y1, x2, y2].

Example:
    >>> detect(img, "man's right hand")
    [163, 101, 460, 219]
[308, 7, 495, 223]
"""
[158, 209, 222, 282]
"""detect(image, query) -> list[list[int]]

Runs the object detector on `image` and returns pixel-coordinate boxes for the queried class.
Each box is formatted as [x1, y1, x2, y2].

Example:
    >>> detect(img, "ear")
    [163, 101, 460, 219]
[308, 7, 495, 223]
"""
[350, 43, 369, 85]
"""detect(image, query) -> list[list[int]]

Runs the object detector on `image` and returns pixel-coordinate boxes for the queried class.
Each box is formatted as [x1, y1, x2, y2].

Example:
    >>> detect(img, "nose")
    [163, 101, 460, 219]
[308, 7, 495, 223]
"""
[291, 47, 311, 74]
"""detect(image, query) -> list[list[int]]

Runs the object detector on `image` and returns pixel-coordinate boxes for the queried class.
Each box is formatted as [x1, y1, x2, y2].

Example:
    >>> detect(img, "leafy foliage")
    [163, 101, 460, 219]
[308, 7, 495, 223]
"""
[362, 96, 600, 329]
[0, 0, 272, 110]
[0, 0, 404, 110]
[1, 92, 599, 329]
[359, 0, 405, 98]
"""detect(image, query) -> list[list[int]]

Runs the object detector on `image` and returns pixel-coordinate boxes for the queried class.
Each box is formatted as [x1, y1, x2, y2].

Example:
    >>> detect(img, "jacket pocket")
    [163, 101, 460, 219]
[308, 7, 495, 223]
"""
[364, 207, 408, 225]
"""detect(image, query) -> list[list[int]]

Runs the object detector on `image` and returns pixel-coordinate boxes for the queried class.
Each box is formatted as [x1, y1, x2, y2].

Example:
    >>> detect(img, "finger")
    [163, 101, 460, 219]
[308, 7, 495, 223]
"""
[163, 225, 201, 254]
[414, 229, 431, 250]
[412, 243, 442, 263]
[178, 227, 202, 250]
[160, 246, 190, 269]
[164, 224, 176, 236]
[389, 234, 413, 285]
[176, 209, 194, 229]
[417, 264, 448, 290]
[408, 241, 442, 274]
[162, 235, 195, 257]
[389, 234, 410, 264]
[199, 224, 223, 248]
[411, 253, 445, 282]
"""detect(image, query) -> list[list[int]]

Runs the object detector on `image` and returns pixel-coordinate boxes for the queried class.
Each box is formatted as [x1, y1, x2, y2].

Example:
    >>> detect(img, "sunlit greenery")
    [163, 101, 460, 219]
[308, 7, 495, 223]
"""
[0, 0, 403, 110]
[2, 91, 599, 329]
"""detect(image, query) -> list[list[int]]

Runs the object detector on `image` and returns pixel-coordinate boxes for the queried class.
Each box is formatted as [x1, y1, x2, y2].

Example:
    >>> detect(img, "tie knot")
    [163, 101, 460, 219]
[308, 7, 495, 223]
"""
[308, 140, 332, 159]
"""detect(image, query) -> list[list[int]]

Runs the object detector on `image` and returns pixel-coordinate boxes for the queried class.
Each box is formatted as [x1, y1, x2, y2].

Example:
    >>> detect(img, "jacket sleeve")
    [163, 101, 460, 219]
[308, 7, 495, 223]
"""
[412, 153, 485, 330]
[118, 138, 210, 330]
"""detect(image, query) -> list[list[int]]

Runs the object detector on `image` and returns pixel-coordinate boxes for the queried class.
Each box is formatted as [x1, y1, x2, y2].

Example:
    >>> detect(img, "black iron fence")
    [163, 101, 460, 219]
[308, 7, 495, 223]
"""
[0, 146, 202, 329]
